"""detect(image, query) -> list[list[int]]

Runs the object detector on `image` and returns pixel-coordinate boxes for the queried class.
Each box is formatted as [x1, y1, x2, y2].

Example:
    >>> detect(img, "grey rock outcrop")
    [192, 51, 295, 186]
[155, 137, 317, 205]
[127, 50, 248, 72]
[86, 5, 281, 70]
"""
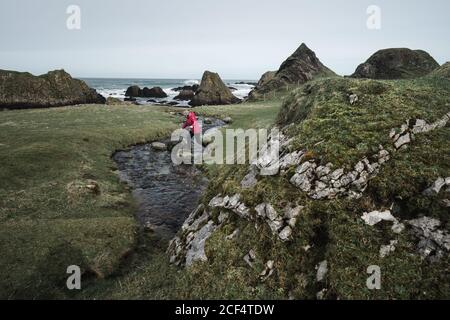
[190, 71, 241, 106]
[407, 217, 450, 261]
[248, 43, 336, 100]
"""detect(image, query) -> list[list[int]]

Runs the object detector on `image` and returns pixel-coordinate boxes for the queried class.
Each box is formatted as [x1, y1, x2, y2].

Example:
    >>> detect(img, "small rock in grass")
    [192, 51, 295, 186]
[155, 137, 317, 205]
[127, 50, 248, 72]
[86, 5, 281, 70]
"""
[151, 142, 167, 151]
[423, 177, 446, 196]
[380, 240, 398, 258]
[316, 260, 328, 282]
[279, 226, 293, 242]
[222, 116, 233, 124]
[349, 94, 358, 105]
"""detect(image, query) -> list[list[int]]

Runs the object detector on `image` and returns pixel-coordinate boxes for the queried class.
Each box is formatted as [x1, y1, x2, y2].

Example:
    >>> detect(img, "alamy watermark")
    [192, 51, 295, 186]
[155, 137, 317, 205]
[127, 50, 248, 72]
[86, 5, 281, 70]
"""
[366, 265, 381, 290]
[66, 5, 81, 30]
[170, 124, 280, 176]
[367, 5, 381, 30]
[66, 265, 81, 290]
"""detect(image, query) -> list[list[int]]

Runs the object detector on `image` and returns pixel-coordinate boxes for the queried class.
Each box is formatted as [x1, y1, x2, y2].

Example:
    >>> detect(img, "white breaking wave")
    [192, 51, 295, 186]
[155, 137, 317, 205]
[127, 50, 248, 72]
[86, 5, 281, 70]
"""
[183, 79, 200, 86]
[230, 83, 254, 100]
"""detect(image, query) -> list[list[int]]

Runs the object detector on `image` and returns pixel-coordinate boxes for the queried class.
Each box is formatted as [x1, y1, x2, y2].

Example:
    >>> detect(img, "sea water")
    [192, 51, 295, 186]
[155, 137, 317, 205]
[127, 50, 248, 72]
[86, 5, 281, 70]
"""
[82, 78, 255, 107]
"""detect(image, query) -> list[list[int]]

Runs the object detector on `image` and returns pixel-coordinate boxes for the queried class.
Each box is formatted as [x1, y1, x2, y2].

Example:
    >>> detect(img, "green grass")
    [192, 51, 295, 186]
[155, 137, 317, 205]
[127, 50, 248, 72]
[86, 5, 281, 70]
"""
[0, 101, 281, 299]
[0, 104, 179, 298]
[1, 75, 448, 299]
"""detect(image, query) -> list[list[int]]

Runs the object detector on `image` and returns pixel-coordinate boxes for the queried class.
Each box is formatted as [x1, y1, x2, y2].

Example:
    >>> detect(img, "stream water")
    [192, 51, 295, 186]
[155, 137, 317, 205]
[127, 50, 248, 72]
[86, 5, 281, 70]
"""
[113, 118, 225, 239]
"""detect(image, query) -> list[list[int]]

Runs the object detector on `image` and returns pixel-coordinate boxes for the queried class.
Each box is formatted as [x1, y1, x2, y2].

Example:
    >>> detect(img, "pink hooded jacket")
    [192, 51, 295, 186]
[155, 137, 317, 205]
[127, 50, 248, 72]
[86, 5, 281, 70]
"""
[182, 111, 201, 135]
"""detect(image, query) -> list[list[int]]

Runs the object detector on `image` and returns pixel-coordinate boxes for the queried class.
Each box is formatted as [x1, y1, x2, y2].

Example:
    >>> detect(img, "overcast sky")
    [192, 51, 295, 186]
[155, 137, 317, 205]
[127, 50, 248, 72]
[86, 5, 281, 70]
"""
[0, 0, 449, 79]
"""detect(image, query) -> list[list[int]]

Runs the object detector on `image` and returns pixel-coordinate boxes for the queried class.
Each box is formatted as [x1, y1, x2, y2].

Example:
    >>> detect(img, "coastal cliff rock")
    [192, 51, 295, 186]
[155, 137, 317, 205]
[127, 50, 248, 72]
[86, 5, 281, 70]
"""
[256, 70, 277, 87]
[189, 71, 241, 106]
[248, 43, 336, 100]
[0, 69, 105, 109]
[350, 48, 439, 79]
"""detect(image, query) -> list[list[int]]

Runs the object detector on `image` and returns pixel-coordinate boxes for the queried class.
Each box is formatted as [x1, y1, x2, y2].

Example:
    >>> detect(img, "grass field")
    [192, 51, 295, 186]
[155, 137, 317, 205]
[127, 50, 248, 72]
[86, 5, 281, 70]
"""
[0, 100, 282, 299]
[2, 75, 448, 300]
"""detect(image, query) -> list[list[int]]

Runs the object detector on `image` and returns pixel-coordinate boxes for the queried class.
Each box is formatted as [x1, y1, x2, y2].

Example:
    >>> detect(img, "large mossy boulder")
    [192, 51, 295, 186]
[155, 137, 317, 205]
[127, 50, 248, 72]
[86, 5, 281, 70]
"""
[190, 71, 241, 106]
[248, 43, 336, 100]
[350, 48, 440, 79]
[168, 76, 450, 299]
[0, 69, 105, 109]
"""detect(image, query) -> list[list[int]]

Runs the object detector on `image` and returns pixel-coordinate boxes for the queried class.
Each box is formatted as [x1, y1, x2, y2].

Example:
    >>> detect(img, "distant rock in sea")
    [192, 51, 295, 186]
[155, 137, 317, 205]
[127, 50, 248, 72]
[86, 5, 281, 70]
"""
[173, 84, 199, 92]
[142, 87, 167, 98]
[190, 71, 241, 106]
[125, 86, 168, 98]
[248, 43, 336, 100]
[0, 69, 105, 109]
[174, 89, 195, 101]
[125, 85, 141, 97]
[350, 48, 440, 79]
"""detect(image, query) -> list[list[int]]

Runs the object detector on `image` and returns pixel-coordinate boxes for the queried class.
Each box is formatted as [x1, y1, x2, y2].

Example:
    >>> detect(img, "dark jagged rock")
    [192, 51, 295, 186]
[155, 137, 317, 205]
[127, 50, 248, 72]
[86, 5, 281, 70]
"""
[174, 89, 195, 101]
[0, 69, 105, 109]
[190, 71, 241, 107]
[248, 43, 336, 100]
[125, 85, 141, 97]
[142, 86, 167, 98]
[125, 86, 168, 98]
[350, 48, 440, 79]
[173, 84, 199, 92]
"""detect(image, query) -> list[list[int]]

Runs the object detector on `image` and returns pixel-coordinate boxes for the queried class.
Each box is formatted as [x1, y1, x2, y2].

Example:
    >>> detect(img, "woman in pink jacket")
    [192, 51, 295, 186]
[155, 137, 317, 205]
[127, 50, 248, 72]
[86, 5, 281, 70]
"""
[182, 111, 201, 144]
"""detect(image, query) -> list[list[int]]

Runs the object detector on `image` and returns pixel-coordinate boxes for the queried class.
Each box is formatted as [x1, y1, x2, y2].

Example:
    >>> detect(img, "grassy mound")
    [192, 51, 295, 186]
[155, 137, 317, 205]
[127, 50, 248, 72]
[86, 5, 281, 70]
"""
[429, 62, 450, 80]
[164, 76, 449, 299]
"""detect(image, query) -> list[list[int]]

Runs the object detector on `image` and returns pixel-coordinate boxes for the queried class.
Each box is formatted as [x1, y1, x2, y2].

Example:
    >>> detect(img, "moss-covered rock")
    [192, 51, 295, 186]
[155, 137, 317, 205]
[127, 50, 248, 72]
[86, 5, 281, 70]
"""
[0, 69, 105, 109]
[350, 48, 440, 79]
